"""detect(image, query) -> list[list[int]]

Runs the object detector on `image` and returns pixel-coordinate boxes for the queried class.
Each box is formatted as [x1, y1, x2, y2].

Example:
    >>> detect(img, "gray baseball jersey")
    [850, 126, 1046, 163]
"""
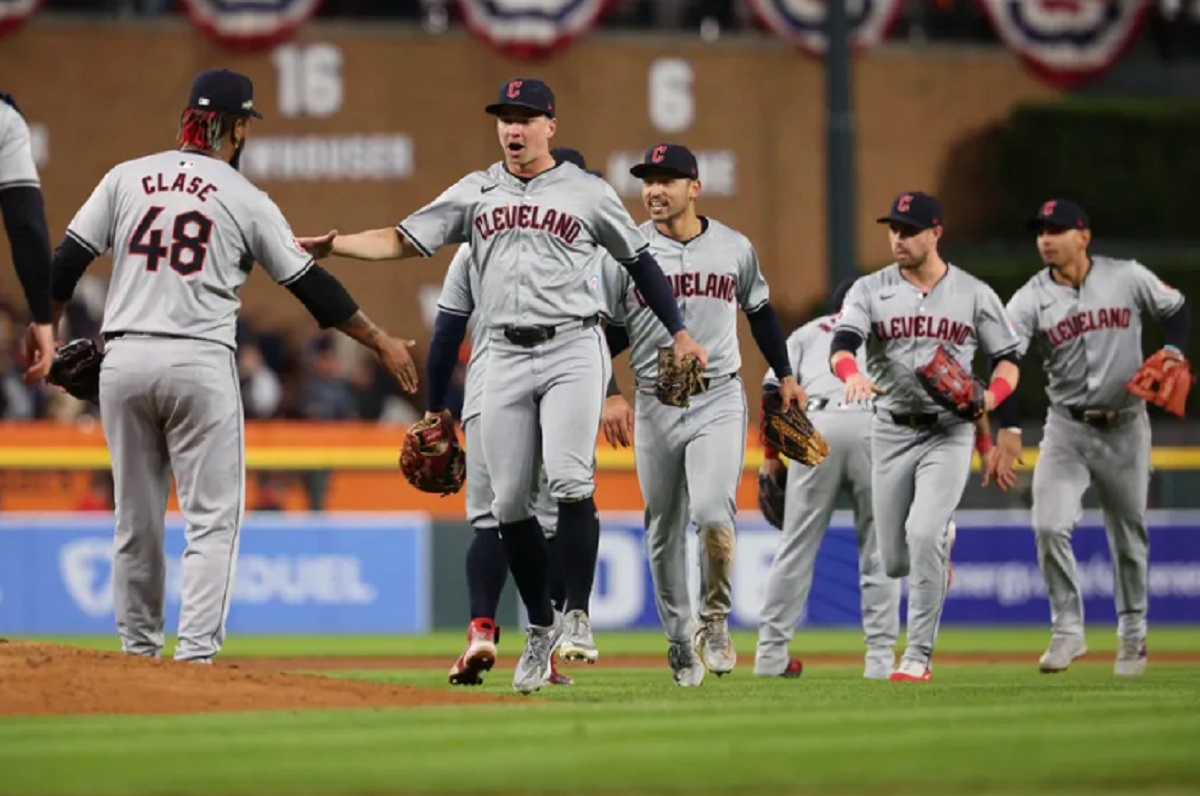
[766, 313, 870, 408]
[1007, 257, 1185, 409]
[599, 218, 768, 384]
[400, 161, 647, 328]
[0, 103, 40, 191]
[836, 264, 1021, 416]
[67, 150, 313, 350]
[1009, 257, 1180, 650]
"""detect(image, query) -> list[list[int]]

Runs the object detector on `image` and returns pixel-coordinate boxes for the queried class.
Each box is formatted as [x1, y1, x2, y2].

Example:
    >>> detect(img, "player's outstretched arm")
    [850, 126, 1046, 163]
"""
[297, 227, 424, 262]
[830, 330, 882, 403]
[424, 309, 470, 419]
[2, 185, 54, 383]
[984, 355, 1020, 413]
[284, 263, 418, 392]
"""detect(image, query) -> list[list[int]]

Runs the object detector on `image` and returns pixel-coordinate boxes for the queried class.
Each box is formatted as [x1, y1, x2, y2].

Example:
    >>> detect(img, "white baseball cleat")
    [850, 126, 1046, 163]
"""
[1038, 635, 1087, 673]
[695, 616, 737, 676]
[1114, 636, 1147, 677]
[558, 609, 599, 664]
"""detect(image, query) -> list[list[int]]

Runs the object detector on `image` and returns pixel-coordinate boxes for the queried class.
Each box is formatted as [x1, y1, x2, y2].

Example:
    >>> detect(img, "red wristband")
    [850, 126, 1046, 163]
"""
[988, 376, 1013, 406]
[764, 446, 780, 461]
[975, 432, 993, 455]
[833, 357, 860, 382]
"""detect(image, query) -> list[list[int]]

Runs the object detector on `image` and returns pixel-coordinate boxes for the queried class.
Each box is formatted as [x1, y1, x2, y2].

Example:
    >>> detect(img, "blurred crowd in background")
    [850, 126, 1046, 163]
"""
[0, 279, 429, 423]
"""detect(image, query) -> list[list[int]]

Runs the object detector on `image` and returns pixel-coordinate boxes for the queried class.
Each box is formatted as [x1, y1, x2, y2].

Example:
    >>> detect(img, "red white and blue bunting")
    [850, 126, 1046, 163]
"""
[181, 0, 324, 51]
[0, 0, 43, 38]
[457, 0, 612, 60]
[977, 0, 1153, 88]
[746, 0, 907, 57]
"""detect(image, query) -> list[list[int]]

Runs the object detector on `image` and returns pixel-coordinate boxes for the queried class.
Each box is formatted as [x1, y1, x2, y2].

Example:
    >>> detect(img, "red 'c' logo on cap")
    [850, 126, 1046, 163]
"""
[1042, 200, 1057, 217]
[506, 80, 523, 99]
[651, 145, 667, 163]
[897, 194, 912, 213]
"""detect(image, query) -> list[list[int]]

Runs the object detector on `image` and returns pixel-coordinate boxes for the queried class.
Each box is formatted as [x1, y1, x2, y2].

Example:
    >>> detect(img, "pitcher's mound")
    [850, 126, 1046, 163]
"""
[0, 640, 508, 717]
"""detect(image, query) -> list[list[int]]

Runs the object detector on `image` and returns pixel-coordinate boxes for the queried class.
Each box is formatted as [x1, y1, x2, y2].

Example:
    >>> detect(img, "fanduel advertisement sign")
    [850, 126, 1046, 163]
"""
[0, 514, 430, 634]
[589, 511, 1200, 630]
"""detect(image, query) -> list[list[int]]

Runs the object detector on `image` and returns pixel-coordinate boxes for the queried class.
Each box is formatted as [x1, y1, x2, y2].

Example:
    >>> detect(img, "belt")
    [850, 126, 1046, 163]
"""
[103, 331, 214, 345]
[887, 411, 940, 429]
[807, 398, 830, 411]
[1063, 406, 1130, 429]
[502, 315, 599, 348]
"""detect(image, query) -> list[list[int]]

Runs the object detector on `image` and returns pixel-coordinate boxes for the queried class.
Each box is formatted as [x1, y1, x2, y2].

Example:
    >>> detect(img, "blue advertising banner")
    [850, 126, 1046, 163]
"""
[589, 510, 1200, 630]
[0, 513, 430, 635]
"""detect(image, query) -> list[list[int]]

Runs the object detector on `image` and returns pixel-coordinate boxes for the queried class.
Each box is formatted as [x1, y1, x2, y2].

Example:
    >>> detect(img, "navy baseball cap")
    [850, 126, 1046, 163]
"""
[551, 147, 602, 177]
[485, 78, 556, 118]
[1029, 198, 1089, 231]
[188, 69, 262, 119]
[630, 144, 699, 180]
[877, 191, 942, 230]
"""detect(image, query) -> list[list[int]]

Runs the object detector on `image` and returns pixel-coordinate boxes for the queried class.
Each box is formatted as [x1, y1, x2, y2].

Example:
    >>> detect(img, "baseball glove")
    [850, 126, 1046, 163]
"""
[760, 390, 830, 467]
[1127, 348, 1193, 417]
[916, 345, 987, 421]
[399, 411, 466, 495]
[757, 467, 787, 530]
[656, 346, 705, 408]
[47, 338, 104, 402]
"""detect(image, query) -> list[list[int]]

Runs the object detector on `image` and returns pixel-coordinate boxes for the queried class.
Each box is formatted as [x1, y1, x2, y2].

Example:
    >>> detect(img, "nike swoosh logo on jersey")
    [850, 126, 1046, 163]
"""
[1039, 301, 1055, 311]
[481, 185, 498, 193]
[880, 291, 896, 300]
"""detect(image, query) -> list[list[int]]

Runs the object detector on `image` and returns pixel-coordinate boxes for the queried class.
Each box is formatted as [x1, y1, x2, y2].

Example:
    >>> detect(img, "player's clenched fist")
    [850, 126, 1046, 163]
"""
[673, 330, 708, 370]
[601, 395, 634, 449]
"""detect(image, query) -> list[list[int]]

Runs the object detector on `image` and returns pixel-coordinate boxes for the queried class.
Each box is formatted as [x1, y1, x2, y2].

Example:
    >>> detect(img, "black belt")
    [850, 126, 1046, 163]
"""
[888, 411, 940, 429]
[807, 398, 830, 411]
[502, 315, 599, 348]
[1064, 406, 1123, 429]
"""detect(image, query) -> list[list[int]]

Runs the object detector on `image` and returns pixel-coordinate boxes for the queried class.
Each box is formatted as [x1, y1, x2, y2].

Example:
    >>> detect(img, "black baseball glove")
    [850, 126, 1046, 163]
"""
[757, 467, 787, 530]
[47, 339, 104, 402]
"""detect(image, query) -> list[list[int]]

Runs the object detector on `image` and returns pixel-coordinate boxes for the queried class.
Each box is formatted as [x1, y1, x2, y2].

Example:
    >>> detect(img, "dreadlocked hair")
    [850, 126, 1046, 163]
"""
[178, 109, 235, 152]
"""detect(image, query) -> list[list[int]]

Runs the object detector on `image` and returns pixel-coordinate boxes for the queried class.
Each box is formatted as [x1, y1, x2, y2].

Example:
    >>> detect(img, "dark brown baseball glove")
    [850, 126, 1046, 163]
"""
[399, 411, 466, 495]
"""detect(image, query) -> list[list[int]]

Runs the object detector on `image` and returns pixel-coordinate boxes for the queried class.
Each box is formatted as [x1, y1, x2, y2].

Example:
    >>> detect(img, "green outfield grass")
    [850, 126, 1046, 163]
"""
[3, 628, 1199, 796]
[20, 625, 1200, 658]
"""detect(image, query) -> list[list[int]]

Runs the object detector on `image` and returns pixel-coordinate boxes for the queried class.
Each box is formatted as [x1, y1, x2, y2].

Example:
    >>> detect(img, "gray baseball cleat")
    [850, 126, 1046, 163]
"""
[558, 609, 599, 664]
[668, 639, 705, 687]
[1038, 635, 1087, 673]
[695, 616, 737, 676]
[512, 615, 562, 694]
[1114, 636, 1147, 677]
[864, 648, 895, 680]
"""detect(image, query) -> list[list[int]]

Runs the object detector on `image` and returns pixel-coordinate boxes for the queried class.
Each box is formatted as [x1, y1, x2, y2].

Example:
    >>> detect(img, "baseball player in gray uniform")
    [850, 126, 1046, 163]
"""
[299, 80, 707, 693]
[754, 279, 901, 681]
[441, 147, 603, 688]
[0, 92, 55, 382]
[985, 199, 1190, 677]
[599, 144, 803, 686]
[831, 192, 1021, 682]
[434, 242, 570, 687]
[45, 69, 418, 663]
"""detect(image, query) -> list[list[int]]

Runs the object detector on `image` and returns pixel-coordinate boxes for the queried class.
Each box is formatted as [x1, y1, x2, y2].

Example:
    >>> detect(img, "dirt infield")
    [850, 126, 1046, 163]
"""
[0, 640, 511, 717]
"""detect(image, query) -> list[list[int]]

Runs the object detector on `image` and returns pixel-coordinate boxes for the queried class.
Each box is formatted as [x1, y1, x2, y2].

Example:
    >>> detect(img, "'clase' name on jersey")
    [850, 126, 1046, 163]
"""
[141, 172, 219, 203]
[473, 205, 582, 244]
